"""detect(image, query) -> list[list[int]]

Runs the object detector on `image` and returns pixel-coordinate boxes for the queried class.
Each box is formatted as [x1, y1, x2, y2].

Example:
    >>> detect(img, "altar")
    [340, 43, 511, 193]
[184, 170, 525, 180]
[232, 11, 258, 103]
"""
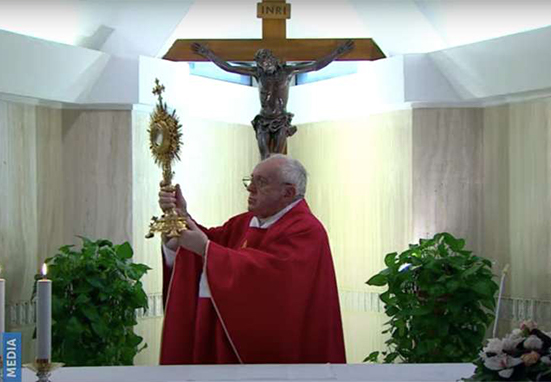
[22, 363, 475, 382]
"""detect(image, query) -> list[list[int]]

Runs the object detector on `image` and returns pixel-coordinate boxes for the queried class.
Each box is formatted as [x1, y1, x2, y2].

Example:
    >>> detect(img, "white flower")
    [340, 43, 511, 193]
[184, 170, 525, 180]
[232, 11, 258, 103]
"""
[520, 320, 537, 332]
[484, 354, 523, 377]
[524, 335, 543, 350]
[484, 354, 523, 370]
[510, 329, 524, 339]
[502, 336, 523, 352]
[541, 356, 551, 366]
[498, 368, 514, 379]
[483, 338, 504, 354]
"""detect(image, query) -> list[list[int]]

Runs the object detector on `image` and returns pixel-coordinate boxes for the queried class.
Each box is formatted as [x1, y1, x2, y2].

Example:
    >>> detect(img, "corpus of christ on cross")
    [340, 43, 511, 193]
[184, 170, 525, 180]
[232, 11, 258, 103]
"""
[163, 0, 385, 158]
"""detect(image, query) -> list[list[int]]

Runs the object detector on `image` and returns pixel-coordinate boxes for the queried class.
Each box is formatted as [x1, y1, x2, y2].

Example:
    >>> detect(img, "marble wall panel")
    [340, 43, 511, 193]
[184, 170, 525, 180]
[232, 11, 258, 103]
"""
[412, 108, 483, 254]
[0, 100, 38, 304]
[36, 106, 64, 267]
[61, 110, 133, 247]
[507, 99, 551, 301]
[483, 105, 512, 295]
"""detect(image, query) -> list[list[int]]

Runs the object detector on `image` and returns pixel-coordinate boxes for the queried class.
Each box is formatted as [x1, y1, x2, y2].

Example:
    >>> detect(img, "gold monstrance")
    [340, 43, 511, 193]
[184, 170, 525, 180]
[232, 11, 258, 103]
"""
[145, 79, 187, 239]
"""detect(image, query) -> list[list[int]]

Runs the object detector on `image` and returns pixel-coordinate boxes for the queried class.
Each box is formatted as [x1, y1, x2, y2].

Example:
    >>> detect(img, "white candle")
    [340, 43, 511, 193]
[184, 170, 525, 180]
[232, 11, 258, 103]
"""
[37, 264, 51, 360]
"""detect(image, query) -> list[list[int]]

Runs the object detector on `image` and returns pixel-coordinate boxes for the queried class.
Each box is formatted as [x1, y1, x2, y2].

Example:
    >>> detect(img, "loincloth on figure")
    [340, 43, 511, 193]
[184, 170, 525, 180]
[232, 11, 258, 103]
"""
[251, 112, 297, 138]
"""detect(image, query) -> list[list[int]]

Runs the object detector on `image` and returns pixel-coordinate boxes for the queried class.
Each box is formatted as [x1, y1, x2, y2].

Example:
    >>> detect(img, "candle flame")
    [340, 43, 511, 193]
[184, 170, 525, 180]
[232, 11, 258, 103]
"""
[41, 263, 48, 277]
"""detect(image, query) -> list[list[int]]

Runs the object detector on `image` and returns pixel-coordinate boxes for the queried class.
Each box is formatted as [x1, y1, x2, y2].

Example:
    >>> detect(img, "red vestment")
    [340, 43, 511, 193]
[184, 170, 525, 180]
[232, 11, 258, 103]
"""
[160, 200, 346, 364]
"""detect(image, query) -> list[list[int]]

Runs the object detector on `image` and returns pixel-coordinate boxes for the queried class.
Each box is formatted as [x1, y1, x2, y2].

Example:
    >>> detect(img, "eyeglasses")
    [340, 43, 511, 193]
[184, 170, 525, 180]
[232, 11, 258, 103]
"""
[242, 176, 269, 190]
[242, 176, 294, 190]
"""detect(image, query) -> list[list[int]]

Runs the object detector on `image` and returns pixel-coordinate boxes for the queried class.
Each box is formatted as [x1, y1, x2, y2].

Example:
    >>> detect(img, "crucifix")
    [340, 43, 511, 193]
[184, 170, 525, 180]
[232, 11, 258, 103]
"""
[164, 0, 384, 62]
[164, 0, 385, 159]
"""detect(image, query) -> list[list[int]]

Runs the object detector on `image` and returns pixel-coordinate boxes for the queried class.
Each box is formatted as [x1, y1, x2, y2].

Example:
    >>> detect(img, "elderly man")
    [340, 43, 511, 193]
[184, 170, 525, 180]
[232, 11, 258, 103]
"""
[159, 154, 345, 364]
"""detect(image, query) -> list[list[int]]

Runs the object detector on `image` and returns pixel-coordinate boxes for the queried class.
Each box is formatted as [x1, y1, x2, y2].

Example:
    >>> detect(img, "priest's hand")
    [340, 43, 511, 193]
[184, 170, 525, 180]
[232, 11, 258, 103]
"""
[159, 183, 188, 249]
[159, 183, 187, 217]
[162, 234, 179, 253]
[178, 218, 208, 257]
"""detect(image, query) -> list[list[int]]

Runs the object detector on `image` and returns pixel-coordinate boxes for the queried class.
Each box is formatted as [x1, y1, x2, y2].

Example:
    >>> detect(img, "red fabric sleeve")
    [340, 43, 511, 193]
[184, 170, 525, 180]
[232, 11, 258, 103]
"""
[162, 215, 245, 308]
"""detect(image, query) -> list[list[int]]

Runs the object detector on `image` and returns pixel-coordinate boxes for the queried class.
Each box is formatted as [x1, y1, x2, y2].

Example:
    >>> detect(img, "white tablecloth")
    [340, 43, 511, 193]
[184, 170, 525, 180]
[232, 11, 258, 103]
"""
[22, 363, 476, 382]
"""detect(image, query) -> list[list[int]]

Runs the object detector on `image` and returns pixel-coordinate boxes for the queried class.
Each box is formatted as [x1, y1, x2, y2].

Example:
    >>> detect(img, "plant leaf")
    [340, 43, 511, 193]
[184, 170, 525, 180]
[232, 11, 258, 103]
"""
[367, 273, 388, 286]
[116, 242, 133, 260]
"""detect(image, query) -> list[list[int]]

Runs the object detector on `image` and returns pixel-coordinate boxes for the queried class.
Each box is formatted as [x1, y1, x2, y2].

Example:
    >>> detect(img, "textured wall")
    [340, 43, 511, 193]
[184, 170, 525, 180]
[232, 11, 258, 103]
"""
[1, 100, 38, 304]
[483, 105, 511, 298]
[62, 110, 133, 247]
[483, 100, 551, 302]
[412, 108, 484, 252]
[36, 107, 64, 268]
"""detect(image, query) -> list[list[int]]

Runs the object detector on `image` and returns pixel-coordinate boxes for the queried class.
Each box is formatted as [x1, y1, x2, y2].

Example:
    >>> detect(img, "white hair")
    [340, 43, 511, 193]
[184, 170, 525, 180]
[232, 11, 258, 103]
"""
[262, 154, 308, 198]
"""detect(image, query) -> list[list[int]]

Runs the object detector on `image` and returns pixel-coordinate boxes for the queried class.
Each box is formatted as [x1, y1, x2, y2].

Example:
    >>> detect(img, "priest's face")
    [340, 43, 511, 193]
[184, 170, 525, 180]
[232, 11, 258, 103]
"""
[246, 158, 295, 218]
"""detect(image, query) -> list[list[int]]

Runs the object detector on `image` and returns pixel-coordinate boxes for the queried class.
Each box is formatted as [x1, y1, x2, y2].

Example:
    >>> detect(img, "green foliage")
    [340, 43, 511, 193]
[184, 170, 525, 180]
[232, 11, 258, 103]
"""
[365, 232, 498, 364]
[33, 237, 151, 366]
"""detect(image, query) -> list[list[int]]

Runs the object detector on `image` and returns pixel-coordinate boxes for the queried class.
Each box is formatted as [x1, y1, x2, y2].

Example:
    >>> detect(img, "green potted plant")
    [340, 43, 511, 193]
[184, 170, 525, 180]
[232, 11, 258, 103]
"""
[366, 232, 498, 363]
[33, 237, 151, 366]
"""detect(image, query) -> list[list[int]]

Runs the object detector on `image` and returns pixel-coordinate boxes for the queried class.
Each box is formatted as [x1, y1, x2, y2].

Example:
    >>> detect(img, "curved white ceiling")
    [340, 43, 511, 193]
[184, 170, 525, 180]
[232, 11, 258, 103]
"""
[1, 0, 550, 58]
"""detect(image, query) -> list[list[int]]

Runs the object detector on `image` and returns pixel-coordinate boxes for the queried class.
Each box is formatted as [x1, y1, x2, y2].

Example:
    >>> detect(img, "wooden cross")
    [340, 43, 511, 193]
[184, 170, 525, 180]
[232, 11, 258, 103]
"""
[163, 0, 385, 62]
